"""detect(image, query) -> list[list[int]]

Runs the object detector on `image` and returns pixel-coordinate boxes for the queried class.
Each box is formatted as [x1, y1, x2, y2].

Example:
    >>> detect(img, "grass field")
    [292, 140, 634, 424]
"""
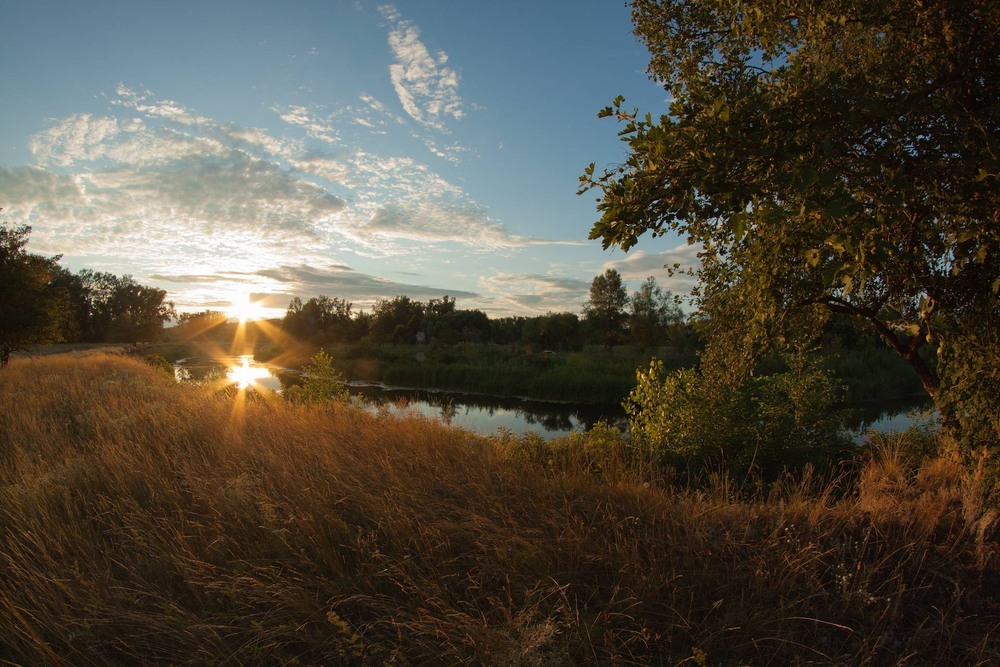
[0, 352, 996, 665]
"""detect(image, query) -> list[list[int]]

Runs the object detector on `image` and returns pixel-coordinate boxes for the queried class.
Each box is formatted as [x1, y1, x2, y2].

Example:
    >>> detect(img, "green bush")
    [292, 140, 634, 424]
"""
[626, 353, 851, 481]
[285, 350, 349, 404]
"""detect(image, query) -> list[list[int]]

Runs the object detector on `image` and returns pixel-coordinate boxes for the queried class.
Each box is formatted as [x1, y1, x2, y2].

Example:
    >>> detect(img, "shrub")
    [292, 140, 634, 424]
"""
[626, 353, 851, 481]
[284, 349, 349, 404]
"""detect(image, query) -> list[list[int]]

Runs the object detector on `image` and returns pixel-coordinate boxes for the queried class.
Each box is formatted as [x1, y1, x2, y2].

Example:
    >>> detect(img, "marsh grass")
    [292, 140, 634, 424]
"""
[0, 353, 997, 665]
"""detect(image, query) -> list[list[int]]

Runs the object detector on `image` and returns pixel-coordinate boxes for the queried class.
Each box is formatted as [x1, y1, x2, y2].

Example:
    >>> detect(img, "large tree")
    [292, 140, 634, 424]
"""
[283, 295, 355, 343]
[582, 0, 999, 439]
[0, 224, 67, 366]
[175, 310, 230, 341]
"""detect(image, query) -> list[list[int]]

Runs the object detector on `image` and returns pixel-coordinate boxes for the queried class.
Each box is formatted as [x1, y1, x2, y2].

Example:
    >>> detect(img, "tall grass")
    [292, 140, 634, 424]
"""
[0, 353, 996, 665]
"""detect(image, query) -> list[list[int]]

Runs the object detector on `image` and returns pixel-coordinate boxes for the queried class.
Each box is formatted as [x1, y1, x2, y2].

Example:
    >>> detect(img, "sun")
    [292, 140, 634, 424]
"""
[230, 292, 265, 323]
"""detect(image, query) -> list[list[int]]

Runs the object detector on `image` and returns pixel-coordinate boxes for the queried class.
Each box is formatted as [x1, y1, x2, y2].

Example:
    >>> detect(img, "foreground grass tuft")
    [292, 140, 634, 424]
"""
[0, 353, 997, 665]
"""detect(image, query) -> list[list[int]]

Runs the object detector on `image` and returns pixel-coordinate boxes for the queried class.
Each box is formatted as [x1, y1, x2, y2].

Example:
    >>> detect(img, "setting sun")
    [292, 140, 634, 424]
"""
[229, 292, 265, 323]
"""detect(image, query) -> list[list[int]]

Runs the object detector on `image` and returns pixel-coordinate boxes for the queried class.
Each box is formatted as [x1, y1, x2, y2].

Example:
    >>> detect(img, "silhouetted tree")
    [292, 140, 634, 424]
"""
[175, 310, 230, 341]
[50, 267, 89, 342]
[0, 223, 67, 366]
[629, 277, 682, 349]
[283, 295, 355, 343]
[584, 269, 629, 351]
[79, 271, 174, 343]
[424, 299, 490, 344]
[369, 296, 425, 344]
[490, 317, 526, 346]
[426, 295, 456, 317]
[522, 312, 581, 351]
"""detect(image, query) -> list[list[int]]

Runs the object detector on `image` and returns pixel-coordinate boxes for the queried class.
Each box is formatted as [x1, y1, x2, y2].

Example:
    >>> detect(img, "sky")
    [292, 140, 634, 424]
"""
[1, 0, 698, 320]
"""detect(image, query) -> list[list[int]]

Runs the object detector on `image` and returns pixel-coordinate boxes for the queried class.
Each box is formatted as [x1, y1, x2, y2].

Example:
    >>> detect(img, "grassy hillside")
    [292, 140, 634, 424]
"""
[0, 353, 997, 665]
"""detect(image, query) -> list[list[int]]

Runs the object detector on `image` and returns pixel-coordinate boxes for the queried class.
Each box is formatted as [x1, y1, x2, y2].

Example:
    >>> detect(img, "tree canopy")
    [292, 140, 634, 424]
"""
[77, 270, 175, 343]
[582, 0, 1000, 440]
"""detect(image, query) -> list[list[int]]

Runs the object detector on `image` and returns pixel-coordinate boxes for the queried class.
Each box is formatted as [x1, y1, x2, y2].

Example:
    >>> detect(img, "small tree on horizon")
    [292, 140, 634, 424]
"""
[629, 276, 683, 350]
[584, 268, 629, 351]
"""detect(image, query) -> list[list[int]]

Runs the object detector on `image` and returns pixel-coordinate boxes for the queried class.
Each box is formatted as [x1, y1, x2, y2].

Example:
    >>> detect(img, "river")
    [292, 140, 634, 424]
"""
[173, 356, 935, 441]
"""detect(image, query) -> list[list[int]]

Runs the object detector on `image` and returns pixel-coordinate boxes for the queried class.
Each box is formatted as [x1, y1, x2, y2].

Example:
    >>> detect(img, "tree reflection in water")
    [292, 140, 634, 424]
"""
[173, 359, 924, 441]
[345, 383, 624, 439]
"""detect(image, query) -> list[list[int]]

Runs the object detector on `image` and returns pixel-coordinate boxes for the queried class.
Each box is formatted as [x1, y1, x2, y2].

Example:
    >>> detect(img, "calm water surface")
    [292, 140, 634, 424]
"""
[174, 356, 933, 441]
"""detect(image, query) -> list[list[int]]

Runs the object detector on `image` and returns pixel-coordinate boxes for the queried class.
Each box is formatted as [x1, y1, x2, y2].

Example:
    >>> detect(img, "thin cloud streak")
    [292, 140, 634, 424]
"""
[151, 261, 481, 314]
[274, 105, 341, 145]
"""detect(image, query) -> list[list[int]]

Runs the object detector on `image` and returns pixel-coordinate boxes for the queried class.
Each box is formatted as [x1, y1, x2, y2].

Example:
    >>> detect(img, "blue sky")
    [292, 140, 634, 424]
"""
[1, 0, 697, 319]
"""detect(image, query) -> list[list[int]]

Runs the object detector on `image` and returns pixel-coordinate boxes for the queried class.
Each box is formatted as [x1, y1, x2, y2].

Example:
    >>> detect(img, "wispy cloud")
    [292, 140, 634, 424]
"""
[378, 5, 464, 132]
[10, 88, 345, 270]
[360, 201, 513, 249]
[29, 114, 140, 167]
[113, 84, 210, 125]
[295, 149, 577, 252]
[601, 244, 702, 296]
[479, 273, 591, 316]
[274, 105, 341, 145]
[345, 93, 404, 134]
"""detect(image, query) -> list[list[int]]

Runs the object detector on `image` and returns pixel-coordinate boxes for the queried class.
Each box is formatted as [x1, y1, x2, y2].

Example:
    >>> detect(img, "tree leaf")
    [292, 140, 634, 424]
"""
[824, 195, 862, 219]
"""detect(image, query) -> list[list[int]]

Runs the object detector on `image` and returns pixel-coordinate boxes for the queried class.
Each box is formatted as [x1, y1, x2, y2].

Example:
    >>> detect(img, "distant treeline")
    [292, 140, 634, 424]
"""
[1, 223, 175, 365]
[176, 270, 693, 353]
[171, 287, 923, 406]
[54, 269, 175, 344]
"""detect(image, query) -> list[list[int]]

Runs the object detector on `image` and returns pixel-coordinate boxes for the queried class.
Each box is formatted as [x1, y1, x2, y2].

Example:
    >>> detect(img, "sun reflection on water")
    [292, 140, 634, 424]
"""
[227, 355, 271, 389]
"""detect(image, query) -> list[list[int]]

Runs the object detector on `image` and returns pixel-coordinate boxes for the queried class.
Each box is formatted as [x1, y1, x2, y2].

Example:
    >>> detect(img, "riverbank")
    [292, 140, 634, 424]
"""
[1, 352, 996, 665]
[255, 339, 926, 406]
[275, 341, 695, 404]
[167, 338, 931, 443]
[24, 330, 925, 409]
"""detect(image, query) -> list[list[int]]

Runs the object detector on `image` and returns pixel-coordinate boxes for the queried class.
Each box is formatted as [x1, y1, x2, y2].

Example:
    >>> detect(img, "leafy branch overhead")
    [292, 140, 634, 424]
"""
[583, 0, 1000, 444]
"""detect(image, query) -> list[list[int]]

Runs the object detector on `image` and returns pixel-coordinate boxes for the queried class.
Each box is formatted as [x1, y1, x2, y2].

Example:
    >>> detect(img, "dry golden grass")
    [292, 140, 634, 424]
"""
[0, 353, 997, 665]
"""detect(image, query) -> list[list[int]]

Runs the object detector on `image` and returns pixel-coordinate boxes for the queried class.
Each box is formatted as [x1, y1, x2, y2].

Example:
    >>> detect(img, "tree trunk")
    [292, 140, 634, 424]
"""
[814, 296, 960, 438]
[867, 318, 959, 436]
